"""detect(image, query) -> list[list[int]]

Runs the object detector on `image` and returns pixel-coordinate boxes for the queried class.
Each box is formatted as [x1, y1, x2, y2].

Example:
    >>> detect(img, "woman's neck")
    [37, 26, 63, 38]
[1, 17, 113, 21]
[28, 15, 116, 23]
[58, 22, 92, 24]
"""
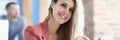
[48, 17, 60, 35]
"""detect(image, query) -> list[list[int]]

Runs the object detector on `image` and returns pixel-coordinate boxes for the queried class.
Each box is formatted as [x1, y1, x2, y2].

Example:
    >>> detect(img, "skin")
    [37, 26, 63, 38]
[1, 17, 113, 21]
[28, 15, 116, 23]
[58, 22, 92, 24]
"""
[6, 4, 20, 21]
[48, 0, 74, 40]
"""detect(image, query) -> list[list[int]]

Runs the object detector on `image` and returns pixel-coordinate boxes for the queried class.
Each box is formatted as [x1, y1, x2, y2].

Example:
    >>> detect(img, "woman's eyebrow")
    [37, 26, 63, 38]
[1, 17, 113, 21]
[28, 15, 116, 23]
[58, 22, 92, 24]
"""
[62, 2, 74, 8]
[62, 2, 67, 6]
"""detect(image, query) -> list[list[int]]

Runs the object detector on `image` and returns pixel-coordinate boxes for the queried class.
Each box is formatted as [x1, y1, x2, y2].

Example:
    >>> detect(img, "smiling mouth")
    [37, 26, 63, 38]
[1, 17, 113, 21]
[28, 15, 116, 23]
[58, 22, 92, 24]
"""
[59, 13, 67, 19]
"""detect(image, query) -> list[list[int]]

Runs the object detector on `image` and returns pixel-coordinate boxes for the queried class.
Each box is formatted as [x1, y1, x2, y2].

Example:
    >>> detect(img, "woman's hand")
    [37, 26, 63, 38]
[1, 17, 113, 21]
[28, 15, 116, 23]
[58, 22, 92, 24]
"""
[75, 36, 89, 40]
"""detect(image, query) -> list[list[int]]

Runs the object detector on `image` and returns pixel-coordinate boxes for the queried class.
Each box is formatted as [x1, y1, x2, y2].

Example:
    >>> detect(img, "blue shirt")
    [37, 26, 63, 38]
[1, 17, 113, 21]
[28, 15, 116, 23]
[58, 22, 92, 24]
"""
[8, 16, 26, 40]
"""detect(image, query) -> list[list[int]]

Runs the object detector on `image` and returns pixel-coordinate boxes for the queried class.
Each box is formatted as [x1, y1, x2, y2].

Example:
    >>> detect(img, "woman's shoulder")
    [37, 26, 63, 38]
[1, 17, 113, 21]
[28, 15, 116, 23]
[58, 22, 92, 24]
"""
[25, 23, 43, 35]
[25, 20, 48, 35]
[24, 20, 49, 40]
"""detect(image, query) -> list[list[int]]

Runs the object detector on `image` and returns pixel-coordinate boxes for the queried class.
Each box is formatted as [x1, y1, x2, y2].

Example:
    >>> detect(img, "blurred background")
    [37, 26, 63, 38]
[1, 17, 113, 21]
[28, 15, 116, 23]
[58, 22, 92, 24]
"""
[81, 0, 120, 40]
[0, 0, 120, 40]
[0, 0, 50, 40]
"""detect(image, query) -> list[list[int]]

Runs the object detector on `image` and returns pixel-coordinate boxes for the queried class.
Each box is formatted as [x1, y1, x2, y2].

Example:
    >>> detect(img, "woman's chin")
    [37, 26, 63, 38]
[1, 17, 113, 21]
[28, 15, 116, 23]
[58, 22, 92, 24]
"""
[58, 21, 67, 24]
[58, 22, 64, 24]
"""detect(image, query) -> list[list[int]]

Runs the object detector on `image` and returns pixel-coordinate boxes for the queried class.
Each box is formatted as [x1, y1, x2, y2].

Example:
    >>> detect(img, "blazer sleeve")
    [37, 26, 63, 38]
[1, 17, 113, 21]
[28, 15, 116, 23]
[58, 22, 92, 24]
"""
[24, 26, 40, 40]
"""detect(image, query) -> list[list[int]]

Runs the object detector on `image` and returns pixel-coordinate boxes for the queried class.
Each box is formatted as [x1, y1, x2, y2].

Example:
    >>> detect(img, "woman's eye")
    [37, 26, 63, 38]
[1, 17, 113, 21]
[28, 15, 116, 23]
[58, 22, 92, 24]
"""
[61, 4, 66, 8]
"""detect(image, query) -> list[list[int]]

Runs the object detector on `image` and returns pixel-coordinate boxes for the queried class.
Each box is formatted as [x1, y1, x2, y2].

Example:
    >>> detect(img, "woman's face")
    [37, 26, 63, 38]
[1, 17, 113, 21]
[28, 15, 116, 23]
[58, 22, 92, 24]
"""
[51, 0, 74, 24]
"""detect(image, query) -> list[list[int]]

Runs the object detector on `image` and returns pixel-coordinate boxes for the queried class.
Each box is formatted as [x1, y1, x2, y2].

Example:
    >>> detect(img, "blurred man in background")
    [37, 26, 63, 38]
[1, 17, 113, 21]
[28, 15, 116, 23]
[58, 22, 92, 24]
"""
[6, 2, 26, 40]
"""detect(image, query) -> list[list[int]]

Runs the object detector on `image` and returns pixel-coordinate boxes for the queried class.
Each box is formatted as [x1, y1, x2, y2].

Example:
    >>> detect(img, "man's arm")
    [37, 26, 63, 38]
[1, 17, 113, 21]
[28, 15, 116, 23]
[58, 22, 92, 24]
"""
[18, 17, 26, 40]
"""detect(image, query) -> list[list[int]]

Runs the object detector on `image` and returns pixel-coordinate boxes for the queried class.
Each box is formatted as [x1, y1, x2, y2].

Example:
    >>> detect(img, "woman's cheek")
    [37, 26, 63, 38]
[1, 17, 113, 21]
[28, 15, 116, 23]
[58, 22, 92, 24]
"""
[67, 14, 71, 21]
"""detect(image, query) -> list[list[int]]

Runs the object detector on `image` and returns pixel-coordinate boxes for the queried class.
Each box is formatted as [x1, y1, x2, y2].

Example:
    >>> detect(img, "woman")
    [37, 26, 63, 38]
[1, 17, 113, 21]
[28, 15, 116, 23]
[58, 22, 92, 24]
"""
[24, 0, 88, 40]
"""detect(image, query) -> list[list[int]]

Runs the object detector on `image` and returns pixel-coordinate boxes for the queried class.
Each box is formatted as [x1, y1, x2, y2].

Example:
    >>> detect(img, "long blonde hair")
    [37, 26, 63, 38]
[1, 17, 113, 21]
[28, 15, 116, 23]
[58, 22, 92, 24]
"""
[46, 0, 77, 40]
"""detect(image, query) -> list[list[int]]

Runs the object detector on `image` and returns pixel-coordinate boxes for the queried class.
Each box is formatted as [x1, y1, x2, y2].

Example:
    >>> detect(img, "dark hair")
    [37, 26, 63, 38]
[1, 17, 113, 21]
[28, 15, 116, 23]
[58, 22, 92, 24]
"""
[53, 0, 58, 3]
[47, 0, 76, 40]
[5, 2, 17, 9]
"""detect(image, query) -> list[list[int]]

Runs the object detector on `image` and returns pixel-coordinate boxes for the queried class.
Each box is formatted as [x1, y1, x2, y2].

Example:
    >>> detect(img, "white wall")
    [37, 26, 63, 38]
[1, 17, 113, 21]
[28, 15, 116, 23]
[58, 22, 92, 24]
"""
[0, 20, 8, 40]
